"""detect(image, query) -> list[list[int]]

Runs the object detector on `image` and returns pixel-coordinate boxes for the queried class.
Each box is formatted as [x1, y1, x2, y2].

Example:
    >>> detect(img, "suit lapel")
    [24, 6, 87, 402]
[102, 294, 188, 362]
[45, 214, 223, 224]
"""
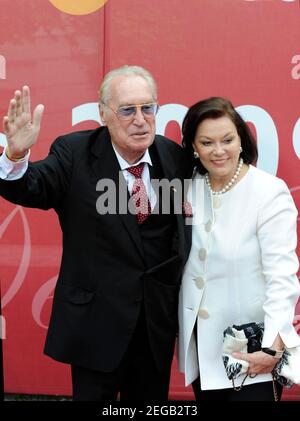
[90, 128, 145, 263]
[150, 138, 186, 259]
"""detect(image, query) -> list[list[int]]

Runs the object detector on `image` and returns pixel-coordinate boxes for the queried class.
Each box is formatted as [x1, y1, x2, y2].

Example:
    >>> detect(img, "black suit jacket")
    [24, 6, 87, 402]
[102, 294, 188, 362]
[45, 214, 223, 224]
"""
[0, 127, 191, 372]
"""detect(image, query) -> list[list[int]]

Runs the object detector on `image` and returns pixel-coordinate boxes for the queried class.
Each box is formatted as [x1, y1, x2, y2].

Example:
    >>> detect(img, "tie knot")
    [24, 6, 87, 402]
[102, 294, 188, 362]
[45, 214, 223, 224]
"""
[126, 162, 145, 179]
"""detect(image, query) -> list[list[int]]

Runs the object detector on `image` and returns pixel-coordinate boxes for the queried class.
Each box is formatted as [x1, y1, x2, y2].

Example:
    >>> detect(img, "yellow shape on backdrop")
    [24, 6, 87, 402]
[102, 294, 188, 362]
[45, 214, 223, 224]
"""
[49, 0, 108, 15]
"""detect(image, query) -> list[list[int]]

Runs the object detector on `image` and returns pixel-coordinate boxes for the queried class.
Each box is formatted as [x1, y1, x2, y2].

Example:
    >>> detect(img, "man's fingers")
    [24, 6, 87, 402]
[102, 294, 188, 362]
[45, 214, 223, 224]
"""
[15, 90, 22, 117]
[3, 116, 9, 133]
[32, 104, 44, 128]
[6, 86, 33, 123]
[22, 85, 31, 115]
[4, 87, 42, 134]
[7, 99, 16, 123]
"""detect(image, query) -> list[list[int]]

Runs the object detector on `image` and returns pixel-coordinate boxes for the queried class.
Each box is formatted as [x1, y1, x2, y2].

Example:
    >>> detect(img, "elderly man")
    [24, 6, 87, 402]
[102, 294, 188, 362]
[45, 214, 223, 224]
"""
[0, 65, 189, 400]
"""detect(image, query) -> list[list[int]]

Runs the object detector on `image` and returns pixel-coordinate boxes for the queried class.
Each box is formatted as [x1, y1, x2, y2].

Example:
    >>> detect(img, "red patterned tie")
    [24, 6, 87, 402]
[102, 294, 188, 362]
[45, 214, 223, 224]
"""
[127, 163, 151, 224]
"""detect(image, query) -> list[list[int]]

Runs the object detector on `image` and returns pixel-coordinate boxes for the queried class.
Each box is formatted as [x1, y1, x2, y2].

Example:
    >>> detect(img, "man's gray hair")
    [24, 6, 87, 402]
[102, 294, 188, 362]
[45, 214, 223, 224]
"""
[99, 65, 157, 105]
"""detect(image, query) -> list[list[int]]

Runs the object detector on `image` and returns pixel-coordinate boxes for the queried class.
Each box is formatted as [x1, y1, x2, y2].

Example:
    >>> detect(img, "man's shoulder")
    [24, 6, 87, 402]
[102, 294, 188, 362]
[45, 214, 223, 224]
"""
[154, 135, 188, 177]
[155, 135, 182, 151]
[154, 135, 184, 162]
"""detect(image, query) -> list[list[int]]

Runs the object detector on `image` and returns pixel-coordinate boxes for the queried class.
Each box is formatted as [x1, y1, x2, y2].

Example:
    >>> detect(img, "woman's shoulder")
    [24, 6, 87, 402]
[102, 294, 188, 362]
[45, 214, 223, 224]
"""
[248, 165, 288, 193]
[247, 166, 296, 213]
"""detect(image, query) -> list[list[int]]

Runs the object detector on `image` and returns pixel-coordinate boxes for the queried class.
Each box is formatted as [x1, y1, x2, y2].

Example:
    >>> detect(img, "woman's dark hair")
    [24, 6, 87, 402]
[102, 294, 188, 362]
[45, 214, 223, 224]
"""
[182, 97, 258, 175]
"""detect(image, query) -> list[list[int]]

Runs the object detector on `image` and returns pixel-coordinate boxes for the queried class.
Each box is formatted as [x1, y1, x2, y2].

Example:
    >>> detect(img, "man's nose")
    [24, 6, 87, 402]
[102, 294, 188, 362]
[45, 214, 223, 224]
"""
[132, 108, 146, 124]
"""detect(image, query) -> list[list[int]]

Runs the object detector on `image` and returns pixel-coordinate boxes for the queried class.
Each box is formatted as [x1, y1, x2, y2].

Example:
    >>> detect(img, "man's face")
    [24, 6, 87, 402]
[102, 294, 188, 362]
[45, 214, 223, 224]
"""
[100, 75, 157, 164]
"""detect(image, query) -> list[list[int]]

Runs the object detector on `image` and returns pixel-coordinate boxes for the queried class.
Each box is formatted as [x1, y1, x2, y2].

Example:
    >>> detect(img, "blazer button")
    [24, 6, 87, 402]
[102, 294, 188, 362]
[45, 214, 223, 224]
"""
[194, 276, 205, 289]
[213, 196, 221, 209]
[198, 308, 209, 319]
[205, 220, 212, 232]
[198, 248, 207, 260]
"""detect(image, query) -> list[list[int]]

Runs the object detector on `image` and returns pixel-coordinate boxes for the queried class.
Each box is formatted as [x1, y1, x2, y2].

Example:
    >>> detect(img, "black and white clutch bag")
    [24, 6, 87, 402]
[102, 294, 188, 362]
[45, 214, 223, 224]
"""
[222, 322, 264, 386]
[222, 321, 300, 390]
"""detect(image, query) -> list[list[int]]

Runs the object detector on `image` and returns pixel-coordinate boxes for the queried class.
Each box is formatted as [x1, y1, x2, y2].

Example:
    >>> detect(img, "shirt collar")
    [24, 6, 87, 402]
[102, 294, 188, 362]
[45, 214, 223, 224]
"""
[112, 143, 153, 170]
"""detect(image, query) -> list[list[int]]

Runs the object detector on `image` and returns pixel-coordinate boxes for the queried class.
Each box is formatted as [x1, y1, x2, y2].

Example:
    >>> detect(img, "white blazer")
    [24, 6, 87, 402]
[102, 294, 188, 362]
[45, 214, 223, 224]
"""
[178, 165, 300, 390]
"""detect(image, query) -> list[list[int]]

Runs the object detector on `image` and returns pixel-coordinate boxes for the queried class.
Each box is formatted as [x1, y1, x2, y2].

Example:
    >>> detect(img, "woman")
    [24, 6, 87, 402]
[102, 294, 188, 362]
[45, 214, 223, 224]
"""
[178, 97, 300, 401]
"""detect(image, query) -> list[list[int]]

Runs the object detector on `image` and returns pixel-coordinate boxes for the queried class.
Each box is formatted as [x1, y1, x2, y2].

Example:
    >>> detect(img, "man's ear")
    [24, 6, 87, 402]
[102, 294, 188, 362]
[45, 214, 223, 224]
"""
[99, 104, 106, 125]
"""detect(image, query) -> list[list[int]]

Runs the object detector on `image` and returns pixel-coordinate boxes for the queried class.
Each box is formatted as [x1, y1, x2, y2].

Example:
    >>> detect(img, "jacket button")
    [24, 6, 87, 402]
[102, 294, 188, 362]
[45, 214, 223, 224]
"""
[198, 308, 209, 319]
[213, 197, 221, 209]
[194, 276, 205, 289]
[205, 220, 212, 232]
[198, 248, 207, 260]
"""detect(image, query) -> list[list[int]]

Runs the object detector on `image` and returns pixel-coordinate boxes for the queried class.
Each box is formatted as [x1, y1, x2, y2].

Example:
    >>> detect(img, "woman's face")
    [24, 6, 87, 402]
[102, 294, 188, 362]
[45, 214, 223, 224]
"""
[193, 115, 241, 181]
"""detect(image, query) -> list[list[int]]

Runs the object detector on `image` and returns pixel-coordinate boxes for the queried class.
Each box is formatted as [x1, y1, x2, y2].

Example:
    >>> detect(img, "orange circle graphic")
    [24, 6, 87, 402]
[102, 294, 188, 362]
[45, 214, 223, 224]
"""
[49, 0, 108, 15]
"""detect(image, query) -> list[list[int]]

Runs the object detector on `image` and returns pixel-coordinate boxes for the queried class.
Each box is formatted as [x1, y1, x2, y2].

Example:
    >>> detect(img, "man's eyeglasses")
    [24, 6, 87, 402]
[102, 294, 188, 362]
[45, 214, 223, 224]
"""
[103, 102, 159, 121]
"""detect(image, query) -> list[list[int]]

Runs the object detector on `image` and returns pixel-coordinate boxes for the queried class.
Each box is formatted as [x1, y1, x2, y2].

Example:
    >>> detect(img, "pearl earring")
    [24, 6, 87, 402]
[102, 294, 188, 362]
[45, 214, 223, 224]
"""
[240, 146, 243, 153]
[193, 151, 199, 159]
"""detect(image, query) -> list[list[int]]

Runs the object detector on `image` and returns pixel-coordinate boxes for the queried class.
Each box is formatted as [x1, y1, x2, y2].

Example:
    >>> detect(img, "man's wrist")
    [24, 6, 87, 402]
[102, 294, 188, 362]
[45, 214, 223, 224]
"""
[5, 147, 28, 161]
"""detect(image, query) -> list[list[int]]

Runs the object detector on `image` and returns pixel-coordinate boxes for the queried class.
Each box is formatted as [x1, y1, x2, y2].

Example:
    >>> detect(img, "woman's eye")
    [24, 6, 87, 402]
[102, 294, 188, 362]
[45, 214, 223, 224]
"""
[224, 138, 233, 144]
[202, 142, 212, 146]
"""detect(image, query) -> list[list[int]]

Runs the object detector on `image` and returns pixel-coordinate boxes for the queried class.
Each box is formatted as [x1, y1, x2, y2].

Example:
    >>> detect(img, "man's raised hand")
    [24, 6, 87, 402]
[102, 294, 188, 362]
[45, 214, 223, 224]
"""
[3, 86, 44, 159]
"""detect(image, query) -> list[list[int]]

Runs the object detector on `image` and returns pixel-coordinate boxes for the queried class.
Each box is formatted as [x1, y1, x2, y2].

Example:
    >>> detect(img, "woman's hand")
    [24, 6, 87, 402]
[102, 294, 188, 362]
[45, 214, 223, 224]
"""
[232, 350, 278, 375]
[3, 86, 44, 159]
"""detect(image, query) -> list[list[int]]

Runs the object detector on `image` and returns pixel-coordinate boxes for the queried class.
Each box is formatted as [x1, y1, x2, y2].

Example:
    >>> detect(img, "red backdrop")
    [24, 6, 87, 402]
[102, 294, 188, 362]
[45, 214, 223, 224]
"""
[0, 0, 299, 399]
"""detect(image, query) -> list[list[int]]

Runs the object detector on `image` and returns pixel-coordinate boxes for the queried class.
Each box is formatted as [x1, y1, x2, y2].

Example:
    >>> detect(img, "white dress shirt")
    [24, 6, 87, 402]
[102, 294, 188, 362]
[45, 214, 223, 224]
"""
[112, 144, 157, 211]
[0, 148, 30, 180]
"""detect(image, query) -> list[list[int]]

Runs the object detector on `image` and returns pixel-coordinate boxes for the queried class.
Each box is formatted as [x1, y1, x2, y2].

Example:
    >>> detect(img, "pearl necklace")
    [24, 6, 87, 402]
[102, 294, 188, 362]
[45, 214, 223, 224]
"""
[205, 158, 244, 195]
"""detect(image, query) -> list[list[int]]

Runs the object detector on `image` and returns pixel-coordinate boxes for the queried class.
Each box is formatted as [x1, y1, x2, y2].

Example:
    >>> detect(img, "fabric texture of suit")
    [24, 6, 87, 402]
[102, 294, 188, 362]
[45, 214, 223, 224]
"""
[0, 127, 189, 375]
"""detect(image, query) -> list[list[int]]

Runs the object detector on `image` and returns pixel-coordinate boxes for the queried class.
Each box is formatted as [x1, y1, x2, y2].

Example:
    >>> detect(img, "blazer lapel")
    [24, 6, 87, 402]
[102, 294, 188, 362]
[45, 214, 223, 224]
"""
[90, 127, 145, 263]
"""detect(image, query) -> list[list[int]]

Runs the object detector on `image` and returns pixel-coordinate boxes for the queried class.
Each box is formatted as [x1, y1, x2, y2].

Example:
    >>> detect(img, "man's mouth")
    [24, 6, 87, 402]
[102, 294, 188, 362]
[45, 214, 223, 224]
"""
[132, 132, 148, 137]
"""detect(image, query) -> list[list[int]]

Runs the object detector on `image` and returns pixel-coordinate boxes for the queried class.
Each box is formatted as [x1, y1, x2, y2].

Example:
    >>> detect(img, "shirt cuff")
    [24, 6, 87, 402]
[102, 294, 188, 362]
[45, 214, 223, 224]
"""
[0, 148, 30, 180]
